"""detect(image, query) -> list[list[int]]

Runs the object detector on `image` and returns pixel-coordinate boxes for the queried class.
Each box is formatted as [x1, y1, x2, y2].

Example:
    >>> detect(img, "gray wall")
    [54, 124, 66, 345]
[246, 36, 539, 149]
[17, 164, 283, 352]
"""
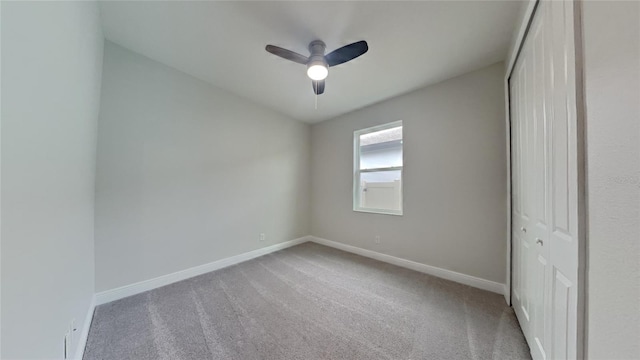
[95, 42, 310, 292]
[0, 1, 104, 358]
[582, 1, 640, 359]
[310, 63, 507, 283]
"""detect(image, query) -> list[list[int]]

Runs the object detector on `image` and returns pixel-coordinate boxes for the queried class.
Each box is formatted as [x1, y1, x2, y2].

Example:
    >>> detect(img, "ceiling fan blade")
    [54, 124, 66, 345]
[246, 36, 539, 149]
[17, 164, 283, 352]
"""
[312, 80, 325, 95]
[325, 40, 368, 67]
[265, 45, 309, 65]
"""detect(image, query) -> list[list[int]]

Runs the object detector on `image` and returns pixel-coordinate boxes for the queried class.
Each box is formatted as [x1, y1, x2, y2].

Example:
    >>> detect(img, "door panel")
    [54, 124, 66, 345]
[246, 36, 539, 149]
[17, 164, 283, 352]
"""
[552, 269, 573, 359]
[511, 53, 532, 337]
[521, 237, 531, 321]
[512, 231, 522, 302]
[530, 5, 550, 359]
[548, 1, 579, 358]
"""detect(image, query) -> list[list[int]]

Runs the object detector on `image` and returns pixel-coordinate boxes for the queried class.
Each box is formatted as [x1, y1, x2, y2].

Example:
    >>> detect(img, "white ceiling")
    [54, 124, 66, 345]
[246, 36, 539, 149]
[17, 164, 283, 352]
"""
[99, 1, 521, 123]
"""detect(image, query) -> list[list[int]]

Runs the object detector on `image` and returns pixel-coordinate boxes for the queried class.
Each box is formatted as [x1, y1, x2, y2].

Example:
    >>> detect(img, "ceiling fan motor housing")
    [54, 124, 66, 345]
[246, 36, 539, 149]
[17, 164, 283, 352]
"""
[308, 40, 328, 66]
[307, 40, 329, 81]
[308, 40, 326, 57]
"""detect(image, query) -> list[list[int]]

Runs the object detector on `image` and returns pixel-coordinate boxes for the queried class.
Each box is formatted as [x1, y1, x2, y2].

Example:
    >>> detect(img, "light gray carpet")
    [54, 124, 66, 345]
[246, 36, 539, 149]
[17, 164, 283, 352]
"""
[84, 242, 530, 360]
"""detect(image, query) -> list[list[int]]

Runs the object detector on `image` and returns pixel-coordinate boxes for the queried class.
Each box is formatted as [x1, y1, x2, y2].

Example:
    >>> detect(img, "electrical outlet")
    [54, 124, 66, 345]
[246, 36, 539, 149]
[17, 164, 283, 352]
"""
[259, 233, 266, 242]
[374, 235, 381, 244]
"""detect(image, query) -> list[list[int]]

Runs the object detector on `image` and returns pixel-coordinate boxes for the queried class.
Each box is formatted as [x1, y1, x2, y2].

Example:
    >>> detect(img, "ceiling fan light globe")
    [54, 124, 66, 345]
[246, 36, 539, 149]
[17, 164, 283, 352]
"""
[307, 64, 328, 81]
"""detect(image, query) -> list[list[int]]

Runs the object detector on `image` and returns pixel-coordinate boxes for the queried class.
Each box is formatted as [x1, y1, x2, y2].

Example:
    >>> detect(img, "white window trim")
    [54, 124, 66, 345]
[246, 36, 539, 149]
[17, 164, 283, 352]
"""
[353, 120, 403, 216]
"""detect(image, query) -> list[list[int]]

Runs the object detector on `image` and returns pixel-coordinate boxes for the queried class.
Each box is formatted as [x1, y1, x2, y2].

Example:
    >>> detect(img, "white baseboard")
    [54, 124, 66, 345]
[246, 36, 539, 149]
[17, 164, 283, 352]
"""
[73, 295, 96, 360]
[95, 236, 310, 305]
[94, 234, 504, 310]
[309, 236, 505, 295]
[50, 235, 508, 359]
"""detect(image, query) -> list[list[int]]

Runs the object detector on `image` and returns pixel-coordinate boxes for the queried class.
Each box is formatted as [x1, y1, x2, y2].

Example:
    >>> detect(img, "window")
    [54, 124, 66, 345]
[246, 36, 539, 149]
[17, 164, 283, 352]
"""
[353, 121, 403, 215]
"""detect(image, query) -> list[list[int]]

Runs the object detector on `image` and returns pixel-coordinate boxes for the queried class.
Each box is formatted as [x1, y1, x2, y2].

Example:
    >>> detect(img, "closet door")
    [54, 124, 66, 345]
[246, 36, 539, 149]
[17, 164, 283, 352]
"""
[510, 1, 581, 359]
[510, 41, 534, 342]
[546, 0, 581, 358]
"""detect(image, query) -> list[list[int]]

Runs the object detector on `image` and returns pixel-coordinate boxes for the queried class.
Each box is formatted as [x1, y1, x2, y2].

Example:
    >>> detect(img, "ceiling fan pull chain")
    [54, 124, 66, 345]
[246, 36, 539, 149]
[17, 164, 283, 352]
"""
[315, 91, 318, 110]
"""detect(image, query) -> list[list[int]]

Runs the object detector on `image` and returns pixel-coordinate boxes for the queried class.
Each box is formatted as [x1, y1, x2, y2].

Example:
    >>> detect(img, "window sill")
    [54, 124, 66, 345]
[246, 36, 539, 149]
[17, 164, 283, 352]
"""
[353, 208, 403, 216]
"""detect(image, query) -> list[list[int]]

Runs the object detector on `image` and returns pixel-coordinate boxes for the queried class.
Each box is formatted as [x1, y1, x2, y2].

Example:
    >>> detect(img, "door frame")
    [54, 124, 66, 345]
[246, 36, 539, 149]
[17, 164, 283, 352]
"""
[503, 0, 588, 358]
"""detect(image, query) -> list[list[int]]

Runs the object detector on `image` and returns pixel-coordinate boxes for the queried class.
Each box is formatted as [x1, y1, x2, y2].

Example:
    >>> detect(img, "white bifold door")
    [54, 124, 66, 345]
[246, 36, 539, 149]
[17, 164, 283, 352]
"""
[510, 1, 582, 359]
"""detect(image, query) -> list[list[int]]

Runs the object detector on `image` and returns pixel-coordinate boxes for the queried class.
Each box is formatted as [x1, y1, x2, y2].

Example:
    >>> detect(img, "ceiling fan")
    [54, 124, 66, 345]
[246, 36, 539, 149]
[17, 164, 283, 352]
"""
[265, 40, 369, 95]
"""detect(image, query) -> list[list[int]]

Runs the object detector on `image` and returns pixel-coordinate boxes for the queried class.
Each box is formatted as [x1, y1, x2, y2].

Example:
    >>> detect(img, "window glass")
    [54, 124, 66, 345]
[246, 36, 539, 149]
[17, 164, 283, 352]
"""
[353, 122, 403, 215]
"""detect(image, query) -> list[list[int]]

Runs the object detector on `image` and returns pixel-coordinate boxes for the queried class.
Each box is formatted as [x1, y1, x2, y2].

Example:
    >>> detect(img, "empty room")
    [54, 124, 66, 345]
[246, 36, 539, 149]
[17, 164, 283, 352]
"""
[1, 0, 638, 359]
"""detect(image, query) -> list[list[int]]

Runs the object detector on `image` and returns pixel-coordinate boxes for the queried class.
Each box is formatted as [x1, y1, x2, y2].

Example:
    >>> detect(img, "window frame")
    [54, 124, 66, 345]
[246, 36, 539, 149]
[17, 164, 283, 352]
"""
[353, 120, 404, 216]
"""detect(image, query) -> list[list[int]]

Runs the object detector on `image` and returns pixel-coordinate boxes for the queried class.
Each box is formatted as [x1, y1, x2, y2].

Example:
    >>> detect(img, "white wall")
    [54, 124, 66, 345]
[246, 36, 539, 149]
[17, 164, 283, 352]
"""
[95, 42, 310, 292]
[311, 63, 507, 283]
[1, 1, 104, 358]
[582, 1, 640, 359]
